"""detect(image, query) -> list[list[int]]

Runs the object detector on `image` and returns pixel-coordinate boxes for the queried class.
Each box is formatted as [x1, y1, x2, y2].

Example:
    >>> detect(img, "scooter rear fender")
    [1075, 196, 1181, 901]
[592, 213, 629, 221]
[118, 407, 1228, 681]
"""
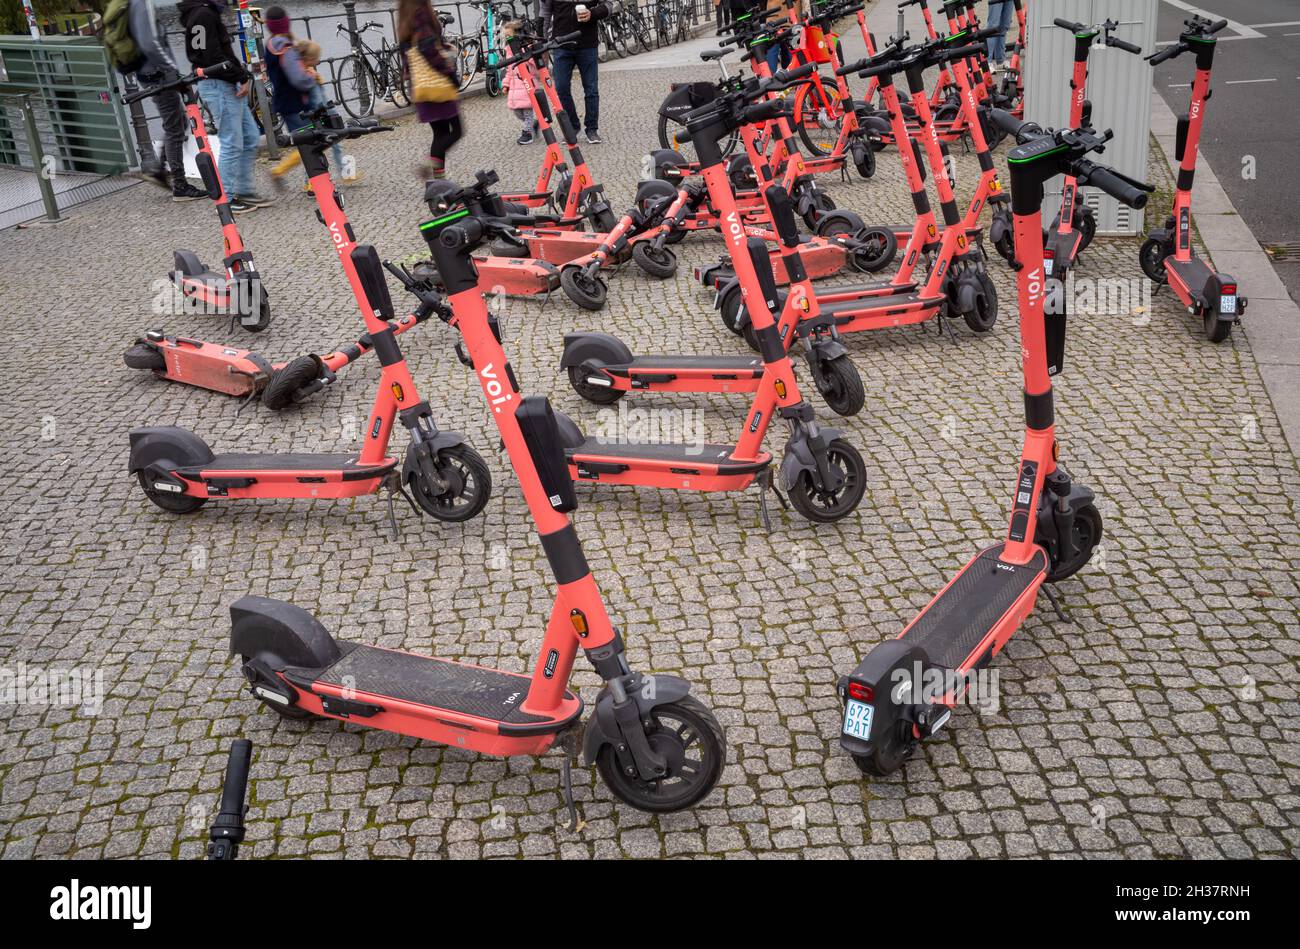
[560, 331, 634, 370]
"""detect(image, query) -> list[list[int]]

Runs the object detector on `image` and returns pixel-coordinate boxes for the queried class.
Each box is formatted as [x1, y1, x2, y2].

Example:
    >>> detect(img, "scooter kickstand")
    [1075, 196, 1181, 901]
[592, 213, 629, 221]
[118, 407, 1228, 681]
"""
[757, 470, 788, 531]
[1042, 584, 1072, 624]
[557, 731, 586, 833]
[383, 475, 419, 540]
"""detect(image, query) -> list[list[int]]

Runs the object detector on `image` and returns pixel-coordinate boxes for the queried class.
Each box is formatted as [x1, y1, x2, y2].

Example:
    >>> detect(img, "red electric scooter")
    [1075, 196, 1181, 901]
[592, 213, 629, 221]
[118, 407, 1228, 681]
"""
[1139, 15, 1246, 342]
[122, 61, 271, 332]
[228, 182, 727, 819]
[837, 120, 1153, 776]
[1041, 16, 1143, 279]
[127, 112, 491, 529]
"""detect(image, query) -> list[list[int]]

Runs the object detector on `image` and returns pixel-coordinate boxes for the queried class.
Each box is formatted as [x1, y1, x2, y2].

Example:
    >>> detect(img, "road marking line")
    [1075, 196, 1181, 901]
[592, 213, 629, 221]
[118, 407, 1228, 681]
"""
[1161, 1, 1263, 39]
[1223, 78, 1276, 84]
[1168, 83, 1191, 88]
[1247, 21, 1300, 28]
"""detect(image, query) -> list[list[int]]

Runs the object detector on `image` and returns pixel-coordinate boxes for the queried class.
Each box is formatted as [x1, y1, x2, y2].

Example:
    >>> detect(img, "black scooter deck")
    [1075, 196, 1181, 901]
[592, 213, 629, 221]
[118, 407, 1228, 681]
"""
[188, 453, 395, 480]
[286, 644, 578, 729]
[569, 440, 769, 474]
[902, 546, 1048, 671]
[623, 355, 762, 372]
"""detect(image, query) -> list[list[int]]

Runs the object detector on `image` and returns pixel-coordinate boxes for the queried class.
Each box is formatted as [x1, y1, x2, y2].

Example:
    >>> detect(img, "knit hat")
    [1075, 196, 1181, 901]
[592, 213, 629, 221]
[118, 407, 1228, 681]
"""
[265, 6, 291, 35]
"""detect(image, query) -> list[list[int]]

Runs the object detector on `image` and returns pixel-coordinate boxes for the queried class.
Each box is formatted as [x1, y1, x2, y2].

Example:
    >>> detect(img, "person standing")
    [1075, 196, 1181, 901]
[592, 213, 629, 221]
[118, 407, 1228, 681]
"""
[398, 0, 461, 180]
[126, 0, 207, 200]
[176, 0, 272, 211]
[540, 0, 610, 145]
[986, 0, 1015, 69]
[261, 6, 317, 190]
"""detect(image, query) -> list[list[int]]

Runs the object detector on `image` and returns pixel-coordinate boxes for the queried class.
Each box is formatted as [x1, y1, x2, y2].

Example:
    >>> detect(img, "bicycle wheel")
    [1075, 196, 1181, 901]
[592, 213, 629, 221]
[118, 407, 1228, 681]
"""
[632, 14, 654, 52]
[334, 54, 373, 119]
[454, 38, 480, 92]
[385, 47, 410, 108]
[793, 80, 844, 157]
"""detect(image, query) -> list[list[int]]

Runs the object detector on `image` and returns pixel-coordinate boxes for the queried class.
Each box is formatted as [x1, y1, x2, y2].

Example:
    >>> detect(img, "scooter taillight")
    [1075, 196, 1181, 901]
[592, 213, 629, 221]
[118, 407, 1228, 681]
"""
[847, 682, 874, 702]
[1220, 283, 1237, 295]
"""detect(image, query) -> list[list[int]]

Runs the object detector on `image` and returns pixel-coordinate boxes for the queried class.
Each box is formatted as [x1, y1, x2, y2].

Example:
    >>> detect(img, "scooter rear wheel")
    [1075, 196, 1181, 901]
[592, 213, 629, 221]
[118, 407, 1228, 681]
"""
[631, 243, 677, 279]
[124, 342, 165, 372]
[560, 267, 608, 311]
[1204, 310, 1234, 344]
[595, 695, 726, 813]
[261, 355, 323, 410]
[1045, 503, 1103, 582]
[408, 444, 492, 522]
[136, 471, 206, 514]
[787, 438, 867, 522]
[852, 719, 919, 777]
[568, 366, 624, 404]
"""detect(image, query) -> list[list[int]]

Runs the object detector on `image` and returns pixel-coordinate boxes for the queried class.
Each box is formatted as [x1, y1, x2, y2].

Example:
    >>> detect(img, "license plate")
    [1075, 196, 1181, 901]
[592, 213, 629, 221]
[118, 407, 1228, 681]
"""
[842, 699, 874, 741]
[1220, 294, 1236, 314]
[1043, 258, 1054, 276]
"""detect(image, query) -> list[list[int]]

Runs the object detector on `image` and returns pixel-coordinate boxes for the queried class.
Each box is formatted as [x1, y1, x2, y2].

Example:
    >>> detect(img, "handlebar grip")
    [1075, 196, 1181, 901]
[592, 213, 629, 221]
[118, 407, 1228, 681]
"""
[383, 260, 416, 287]
[555, 29, 581, 44]
[1109, 36, 1142, 54]
[1053, 17, 1085, 32]
[1208, 18, 1228, 33]
[835, 56, 867, 76]
[744, 98, 787, 124]
[1146, 42, 1183, 64]
[1083, 164, 1152, 209]
[941, 43, 986, 62]
[774, 62, 818, 84]
[216, 739, 252, 820]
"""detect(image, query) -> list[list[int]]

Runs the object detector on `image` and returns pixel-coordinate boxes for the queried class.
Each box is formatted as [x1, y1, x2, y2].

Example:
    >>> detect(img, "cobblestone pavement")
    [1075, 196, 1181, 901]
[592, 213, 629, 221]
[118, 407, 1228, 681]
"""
[1, 60, 1298, 860]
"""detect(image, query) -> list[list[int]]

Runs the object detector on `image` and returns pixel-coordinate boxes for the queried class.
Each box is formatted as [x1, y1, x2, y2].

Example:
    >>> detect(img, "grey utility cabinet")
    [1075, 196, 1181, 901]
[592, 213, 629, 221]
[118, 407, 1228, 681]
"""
[1024, 0, 1157, 236]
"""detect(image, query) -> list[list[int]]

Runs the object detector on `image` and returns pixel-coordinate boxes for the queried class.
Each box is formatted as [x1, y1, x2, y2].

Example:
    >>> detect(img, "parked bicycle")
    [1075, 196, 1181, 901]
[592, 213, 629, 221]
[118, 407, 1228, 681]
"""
[333, 20, 410, 119]
[446, 0, 517, 96]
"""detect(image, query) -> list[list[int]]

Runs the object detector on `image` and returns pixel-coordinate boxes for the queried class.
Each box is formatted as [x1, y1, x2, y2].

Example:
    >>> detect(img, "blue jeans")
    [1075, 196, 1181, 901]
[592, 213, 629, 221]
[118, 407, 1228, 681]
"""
[765, 41, 791, 76]
[284, 91, 345, 179]
[986, 1, 1015, 63]
[197, 78, 260, 196]
[551, 45, 599, 135]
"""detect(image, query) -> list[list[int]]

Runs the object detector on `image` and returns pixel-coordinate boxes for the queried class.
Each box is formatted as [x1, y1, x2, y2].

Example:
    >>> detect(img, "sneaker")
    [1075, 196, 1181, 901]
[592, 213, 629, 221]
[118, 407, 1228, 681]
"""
[143, 166, 170, 190]
[340, 172, 364, 185]
[517, 130, 535, 145]
[237, 192, 276, 207]
[229, 199, 257, 214]
[171, 181, 207, 202]
[584, 130, 602, 145]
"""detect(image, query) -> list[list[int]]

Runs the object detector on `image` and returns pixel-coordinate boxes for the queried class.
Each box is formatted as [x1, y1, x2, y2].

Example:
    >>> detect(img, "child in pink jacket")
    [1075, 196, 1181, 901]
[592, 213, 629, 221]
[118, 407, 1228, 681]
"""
[501, 21, 537, 145]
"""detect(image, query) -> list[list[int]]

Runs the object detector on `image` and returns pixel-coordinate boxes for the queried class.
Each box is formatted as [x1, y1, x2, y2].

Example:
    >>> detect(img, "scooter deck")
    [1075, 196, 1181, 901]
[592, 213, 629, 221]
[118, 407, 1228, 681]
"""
[285, 643, 581, 733]
[188, 452, 393, 477]
[901, 545, 1048, 673]
[568, 440, 770, 491]
[623, 354, 763, 372]
[822, 290, 945, 332]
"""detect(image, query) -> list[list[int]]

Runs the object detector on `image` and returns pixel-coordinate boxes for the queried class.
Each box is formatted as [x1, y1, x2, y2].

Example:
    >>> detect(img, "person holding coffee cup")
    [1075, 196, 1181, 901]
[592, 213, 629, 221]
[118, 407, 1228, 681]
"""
[540, 0, 613, 144]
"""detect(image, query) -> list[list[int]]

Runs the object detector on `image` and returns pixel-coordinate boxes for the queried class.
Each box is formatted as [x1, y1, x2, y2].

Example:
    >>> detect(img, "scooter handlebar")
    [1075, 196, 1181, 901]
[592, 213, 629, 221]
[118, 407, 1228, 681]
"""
[769, 62, 818, 88]
[1053, 17, 1086, 33]
[207, 739, 251, 860]
[743, 97, 788, 124]
[1076, 161, 1154, 209]
[1207, 18, 1229, 33]
[988, 107, 1042, 143]
[276, 119, 391, 148]
[1146, 42, 1184, 65]
[1107, 35, 1142, 54]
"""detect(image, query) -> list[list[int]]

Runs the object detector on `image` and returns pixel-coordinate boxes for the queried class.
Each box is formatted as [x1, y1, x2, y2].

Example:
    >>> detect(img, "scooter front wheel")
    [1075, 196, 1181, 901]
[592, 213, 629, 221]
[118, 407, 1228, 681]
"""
[560, 268, 608, 311]
[408, 444, 492, 522]
[1138, 238, 1170, 284]
[962, 271, 999, 333]
[1045, 503, 1103, 582]
[788, 438, 867, 522]
[595, 695, 726, 813]
[850, 227, 898, 273]
[136, 472, 206, 514]
[815, 357, 866, 417]
[631, 243, 677, 279]
[261, 355, 322, 411]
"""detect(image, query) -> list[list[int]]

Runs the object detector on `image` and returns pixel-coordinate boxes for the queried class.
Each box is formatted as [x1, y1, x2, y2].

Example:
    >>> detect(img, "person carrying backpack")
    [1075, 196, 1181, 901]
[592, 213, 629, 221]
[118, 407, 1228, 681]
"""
[177, 0, 272, 212]
[106, 0, 207, 200]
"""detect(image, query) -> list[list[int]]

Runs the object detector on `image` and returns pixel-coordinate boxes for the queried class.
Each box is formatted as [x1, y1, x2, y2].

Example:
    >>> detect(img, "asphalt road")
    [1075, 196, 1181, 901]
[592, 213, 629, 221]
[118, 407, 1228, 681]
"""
[1153, 0, 1300, 304]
